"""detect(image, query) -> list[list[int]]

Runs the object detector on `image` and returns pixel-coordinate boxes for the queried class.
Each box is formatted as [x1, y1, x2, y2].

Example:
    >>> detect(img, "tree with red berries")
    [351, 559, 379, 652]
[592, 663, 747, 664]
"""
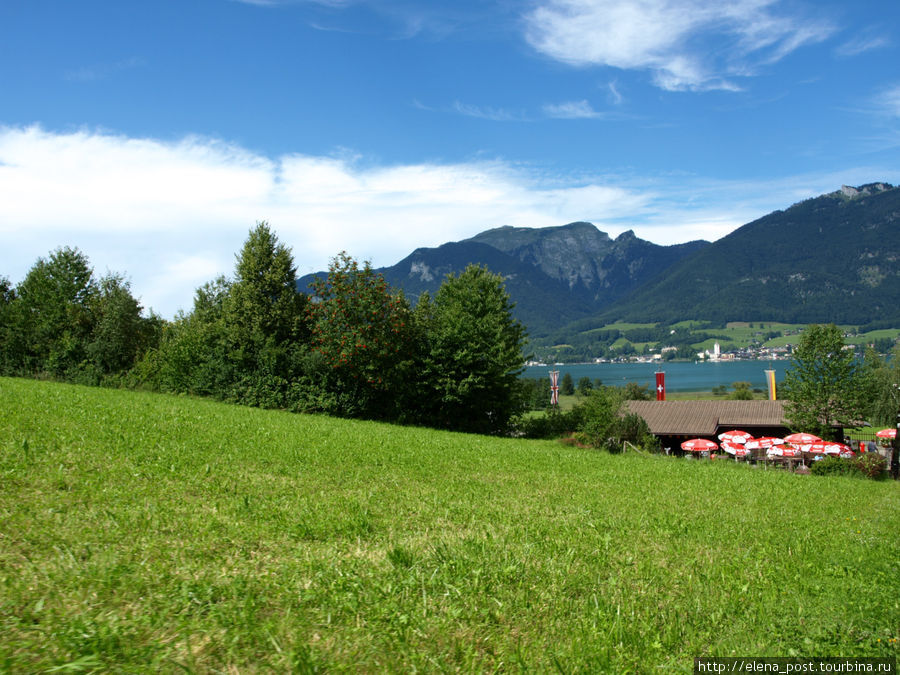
[308, 252, 417, 419]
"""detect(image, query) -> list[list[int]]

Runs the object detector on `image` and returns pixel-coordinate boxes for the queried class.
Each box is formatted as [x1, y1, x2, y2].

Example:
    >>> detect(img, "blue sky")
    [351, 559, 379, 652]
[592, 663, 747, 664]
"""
[2, 0, 899, 317]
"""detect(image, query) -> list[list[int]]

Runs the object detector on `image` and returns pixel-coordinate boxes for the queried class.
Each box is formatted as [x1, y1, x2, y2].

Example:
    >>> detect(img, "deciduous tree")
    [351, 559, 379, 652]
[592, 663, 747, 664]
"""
[14, 247, 97, 375]
[87, 273, 149, 375]
[309, 252, 415, 419]
[416, 265, 528, 434]
[782, 324, 865, 440]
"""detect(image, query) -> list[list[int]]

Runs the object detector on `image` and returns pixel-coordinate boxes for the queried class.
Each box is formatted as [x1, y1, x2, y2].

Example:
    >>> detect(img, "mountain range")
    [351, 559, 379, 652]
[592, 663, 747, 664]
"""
[298, 182, 900, 337]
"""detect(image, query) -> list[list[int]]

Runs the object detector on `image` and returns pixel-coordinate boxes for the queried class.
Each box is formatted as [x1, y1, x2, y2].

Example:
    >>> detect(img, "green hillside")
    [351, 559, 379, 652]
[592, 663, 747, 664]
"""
[602, 183, 900, 325]
[1, 379, 898, 671]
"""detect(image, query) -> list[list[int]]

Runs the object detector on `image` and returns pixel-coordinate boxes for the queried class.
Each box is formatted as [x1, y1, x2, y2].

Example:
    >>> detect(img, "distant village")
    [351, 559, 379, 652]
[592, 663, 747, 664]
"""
[528, 342, 792, 367]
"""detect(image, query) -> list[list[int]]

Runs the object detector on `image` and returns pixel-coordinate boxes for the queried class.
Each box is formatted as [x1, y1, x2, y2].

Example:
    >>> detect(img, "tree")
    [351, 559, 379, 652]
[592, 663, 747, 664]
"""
[416, 265, 528, 434]
[781, 324, 865, 440]
[623, 382, 651, 400]
[155, 277, 232, 397]
[14, 247, 97, 375]
[728, 381, 754, 400]
[577, 387, 624, 449]
[225, 222, 309, 377]
[0, 276, 20, 373]
[86, 273, 148, 375]
[560, 372, 575, 396]
[859, 344, 900, 479]
[576, 376, 594, 396]
[309, 252, 416, 420]
[862, 344, 900, 428]
[574, 387, 655, 451]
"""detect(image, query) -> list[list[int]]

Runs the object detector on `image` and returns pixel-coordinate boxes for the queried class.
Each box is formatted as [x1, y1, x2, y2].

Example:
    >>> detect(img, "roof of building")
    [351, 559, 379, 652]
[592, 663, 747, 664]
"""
[625, 400, 789, 436]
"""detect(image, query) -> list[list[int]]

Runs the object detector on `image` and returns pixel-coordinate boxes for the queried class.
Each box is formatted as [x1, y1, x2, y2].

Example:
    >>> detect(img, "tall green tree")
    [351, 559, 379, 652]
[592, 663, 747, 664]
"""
[14, 247, 97, 375]
[862, 344, 900, 428]
[87, 273, 151, 375]
[225, 222, 309, 375]
[155, 277, 233, 397]
[0, 276, 19, 373]
[416, 265, 528, 434]
[781, 324, 865, 440]
[309, 252, 416, 420]
[860, 343, 900, 478]
[576, 376, 594, 396]
[560, 372, 575, 396]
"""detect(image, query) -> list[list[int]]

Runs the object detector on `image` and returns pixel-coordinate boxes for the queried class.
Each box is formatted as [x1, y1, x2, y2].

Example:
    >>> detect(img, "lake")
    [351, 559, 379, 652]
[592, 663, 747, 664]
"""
[523, 360, 788, 393]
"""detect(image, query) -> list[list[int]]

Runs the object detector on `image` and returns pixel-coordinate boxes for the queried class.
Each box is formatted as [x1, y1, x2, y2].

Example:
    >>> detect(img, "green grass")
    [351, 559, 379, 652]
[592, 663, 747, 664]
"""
[1, 378, 898, 672]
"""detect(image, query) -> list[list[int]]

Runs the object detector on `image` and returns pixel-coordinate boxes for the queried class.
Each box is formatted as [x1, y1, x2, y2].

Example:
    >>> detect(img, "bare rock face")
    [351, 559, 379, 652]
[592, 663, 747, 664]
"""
[838, 183, 893, 199]
[466, 222, 705, 300]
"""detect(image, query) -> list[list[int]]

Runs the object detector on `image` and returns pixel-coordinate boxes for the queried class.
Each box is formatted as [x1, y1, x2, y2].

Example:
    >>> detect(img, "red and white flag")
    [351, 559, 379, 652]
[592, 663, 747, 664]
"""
[655, 371, 665, 401]
[550, 370, 559, 406]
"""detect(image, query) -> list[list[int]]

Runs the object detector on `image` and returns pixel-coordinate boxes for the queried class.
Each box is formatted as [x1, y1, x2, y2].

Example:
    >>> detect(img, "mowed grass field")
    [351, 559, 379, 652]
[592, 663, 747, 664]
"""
[1, 378, 898, 672]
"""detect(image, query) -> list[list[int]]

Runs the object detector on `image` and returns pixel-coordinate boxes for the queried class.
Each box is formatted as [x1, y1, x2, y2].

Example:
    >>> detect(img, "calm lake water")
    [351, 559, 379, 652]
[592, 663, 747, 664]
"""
[523, 360, 788, 393]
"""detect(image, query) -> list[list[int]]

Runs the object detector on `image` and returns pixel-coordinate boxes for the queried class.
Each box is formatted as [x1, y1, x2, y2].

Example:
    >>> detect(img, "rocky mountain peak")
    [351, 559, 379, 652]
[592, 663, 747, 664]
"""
[837, 182, 894, 199]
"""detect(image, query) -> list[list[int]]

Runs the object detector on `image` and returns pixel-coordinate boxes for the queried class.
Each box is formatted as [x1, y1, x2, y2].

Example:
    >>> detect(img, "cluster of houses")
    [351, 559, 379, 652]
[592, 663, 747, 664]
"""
[597, 342, 792, 365]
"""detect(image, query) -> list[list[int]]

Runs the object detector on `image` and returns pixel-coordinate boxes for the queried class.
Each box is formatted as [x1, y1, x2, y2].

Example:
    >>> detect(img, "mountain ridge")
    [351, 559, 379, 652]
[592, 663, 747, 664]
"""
[298, 221, 707, 335]
[297, 182, 900, 338]
[597, 181, 900, 325]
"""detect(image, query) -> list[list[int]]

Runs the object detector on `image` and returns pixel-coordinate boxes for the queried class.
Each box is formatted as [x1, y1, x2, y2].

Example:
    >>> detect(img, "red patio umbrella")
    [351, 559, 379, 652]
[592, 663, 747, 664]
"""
[822, 442, 855, 458]
[721, 440, 751, 458]
[800, 442, 828, 457]
[718, 429, 752, 444]
[777, 445, 801, 459]
[681, 438, 718, 452]
[875, 428, 897, 439]
[784, 432, 822, 445]
[744, 436, 785, 450]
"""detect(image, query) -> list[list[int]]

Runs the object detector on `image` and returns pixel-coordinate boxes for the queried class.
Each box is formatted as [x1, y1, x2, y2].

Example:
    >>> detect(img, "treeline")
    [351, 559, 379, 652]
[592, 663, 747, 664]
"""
[0, 247, 164, 382]
[0, 223, 528, 435]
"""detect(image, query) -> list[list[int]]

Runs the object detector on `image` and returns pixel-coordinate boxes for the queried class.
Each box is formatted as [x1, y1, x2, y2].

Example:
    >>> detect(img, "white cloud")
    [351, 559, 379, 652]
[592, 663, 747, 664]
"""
[607, 81, 624, 105]
[874, 84, 900, 118]
[231, 0, 352, 7]
[65, 57, 146, 82]
[523, 0, 834, 91]
[543, 100, 604, 119]
[2, 125, 895, 319]
[835, 27, 891, 57]
[452, 101, 527, 121]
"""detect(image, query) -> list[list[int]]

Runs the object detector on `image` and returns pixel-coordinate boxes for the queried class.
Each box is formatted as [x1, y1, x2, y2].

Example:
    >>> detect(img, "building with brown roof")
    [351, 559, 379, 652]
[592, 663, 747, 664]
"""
[625, 400, 791, 452]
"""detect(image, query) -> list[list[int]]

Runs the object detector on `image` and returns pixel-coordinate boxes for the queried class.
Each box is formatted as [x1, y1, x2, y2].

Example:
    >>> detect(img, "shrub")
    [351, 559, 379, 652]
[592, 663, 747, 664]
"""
[516, 407, 580, 439]
[810, 457, 861, 478]
[851, 452, 888, 479]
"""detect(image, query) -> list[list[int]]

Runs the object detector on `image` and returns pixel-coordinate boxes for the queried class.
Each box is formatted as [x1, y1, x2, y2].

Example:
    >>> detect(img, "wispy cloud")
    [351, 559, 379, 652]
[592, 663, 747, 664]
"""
[873, 84, 900, 118]
[65, 57, 145, 82]
[543, 100, 605, 119]
[2, 126, 896, 318]
[231, 0, 352, 7]
[607, 81, 624, 105]
[453, 101, 528, 122]
[836, 28, 891, 57]
[523, 0, 834, 92]
[233, 0, 496, 41]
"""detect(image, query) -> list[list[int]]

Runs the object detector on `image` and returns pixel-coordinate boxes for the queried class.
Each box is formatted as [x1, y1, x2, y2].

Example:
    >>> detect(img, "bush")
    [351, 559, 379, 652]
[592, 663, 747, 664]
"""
[810, 453, 888, 479]
[810, 457, 862, 478]
[851, 452, 888, 479]
[516, 407, 580, 439]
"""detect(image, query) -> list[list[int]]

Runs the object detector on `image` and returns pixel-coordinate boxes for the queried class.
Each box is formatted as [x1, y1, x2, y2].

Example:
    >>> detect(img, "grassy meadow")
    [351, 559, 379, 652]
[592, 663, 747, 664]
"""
[1, 378, 898, 672]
